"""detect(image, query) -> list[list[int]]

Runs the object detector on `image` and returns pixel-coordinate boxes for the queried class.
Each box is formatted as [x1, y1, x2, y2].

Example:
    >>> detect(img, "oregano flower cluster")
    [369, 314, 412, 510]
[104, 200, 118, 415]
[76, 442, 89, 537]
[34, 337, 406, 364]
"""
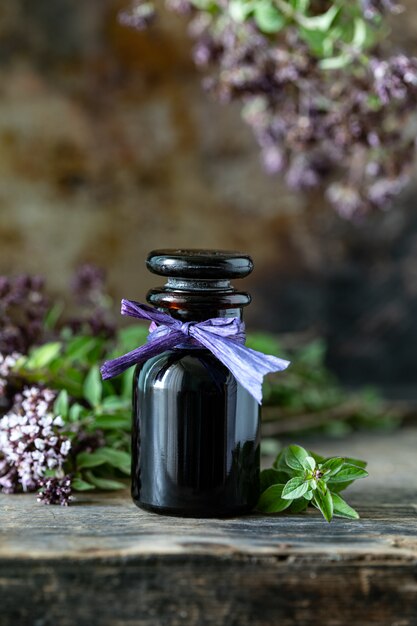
[121, 0, 417, 218]
[0, 387, 72, 503]
[0, 267, 118, 505]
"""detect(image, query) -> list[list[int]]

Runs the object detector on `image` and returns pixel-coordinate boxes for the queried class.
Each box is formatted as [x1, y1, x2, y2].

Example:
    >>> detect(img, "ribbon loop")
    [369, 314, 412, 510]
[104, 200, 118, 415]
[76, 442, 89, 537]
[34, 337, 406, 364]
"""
[101, 299, 290, 404]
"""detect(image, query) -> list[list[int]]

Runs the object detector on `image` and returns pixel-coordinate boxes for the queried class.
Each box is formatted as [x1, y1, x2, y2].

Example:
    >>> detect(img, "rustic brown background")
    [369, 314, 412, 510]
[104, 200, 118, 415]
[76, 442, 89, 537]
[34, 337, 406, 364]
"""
[1, 0, 417, 389]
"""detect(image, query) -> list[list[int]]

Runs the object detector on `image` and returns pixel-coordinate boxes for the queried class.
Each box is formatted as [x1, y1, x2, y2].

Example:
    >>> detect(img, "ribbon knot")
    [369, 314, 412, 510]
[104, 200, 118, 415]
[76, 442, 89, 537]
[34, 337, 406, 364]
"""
[180, 321, 194, 336]
[101, 299, 290, 404]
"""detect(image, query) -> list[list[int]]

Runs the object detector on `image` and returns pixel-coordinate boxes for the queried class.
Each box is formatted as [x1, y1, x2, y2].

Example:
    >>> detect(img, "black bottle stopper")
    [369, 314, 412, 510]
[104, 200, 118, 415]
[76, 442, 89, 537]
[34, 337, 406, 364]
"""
[146, 249, 254, 316]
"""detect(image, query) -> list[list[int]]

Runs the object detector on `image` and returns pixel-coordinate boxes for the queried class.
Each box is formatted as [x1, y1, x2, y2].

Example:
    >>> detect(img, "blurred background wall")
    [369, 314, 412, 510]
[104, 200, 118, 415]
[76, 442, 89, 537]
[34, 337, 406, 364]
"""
[1, 0, 417, 391]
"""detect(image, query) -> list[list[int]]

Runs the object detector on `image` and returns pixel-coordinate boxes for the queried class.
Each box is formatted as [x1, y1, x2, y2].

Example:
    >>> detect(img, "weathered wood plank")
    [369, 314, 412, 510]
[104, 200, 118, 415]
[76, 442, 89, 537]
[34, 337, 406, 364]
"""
[2, 556, 417, 626]
[0, 428, 416, 626]
[1, 492, 416, 559]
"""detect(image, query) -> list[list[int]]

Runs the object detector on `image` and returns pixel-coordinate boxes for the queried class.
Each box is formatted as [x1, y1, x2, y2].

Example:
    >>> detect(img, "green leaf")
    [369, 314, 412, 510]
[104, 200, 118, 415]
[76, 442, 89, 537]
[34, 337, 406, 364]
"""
[352, 18, 368, 49]
[93, 415, 131, 430]
[254, 1, 286, 33]
[284, 445, 310, 471]
[300, 5, 339, 31]
[54, 390, 69, 419]
[320, 457, 345, 477]
[288, 498, 309, 513]
[97, 447, 131, 474]
[76, 450, 108, 470]
[345, 457, 367, 469]
[319, 54, 352, 70]
[25, 342, 62, 369]
[229, 0, 255, 22]
[101, 396, 130, 411]
[72, 478, 95, 491]
[304, 456, 316, 471]
[282, 476, 310, 500]
[290, 0, 310, 12]
[117, 325, 149, 352]
[85, 471, 126, 491]
[331, 492, 360, 520]
[327, 458, 368, 492]
[76, 447, 131, 474]
[83, 366, 102, 407]
[256, 484, 292, 513]
[329, 464, 368, 483]
[69, 403, 85, 422]
[303, 489, 314, 500]
[44, 302, 64, 330]
[65, 336, 103, 362]
[260, 468, 289, 493]
[299, 27, 333, 57]
[190, 0, 216, 10]
[312, 486, 334, 522]
[272, 450, 293, 475]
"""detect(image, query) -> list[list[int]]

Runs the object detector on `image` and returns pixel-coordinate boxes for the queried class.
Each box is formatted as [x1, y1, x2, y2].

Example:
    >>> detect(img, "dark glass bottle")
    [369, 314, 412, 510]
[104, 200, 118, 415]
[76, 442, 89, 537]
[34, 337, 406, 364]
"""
[131, 249, 260, 517]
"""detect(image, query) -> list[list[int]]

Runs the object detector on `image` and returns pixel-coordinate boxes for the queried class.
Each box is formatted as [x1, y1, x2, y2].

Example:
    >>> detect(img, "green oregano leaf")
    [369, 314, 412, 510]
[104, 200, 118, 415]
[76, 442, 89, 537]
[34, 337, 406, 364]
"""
[288, 498, 309, 513]
[260, 468, 288, 493]
[282, 476, 310, 500]
[272, 450, 293, 475]
[320, 457, 345, 477]
[290, 0, 310, 13]
[97, 447, 131, 474]
[331, 492, 360, 519]
[329, 464, 369, 483]
[65, 336, 104, 363]
[76, 450, 108, 470]
[101, 395, 130, 411]
[54, 389, 69, 420]
[345, 457, 367, 469]
[254, 1, 286, 33]
[299, 5, 340, 31]
[85, 471, 126, 491]
[83, 366, 102, 408]
[72, 477, 96, 491]
[320, 54, 352, 70]
[256, 484, 292, 513]
[312, 485, 334, 522]
[229, 0, 255, 22]
[69, 403, 84, 422]
[25, 342, 62, 369]
[304, 455, 316, 471]
[93, 415, 131, 430]
[284, 445, 310, 471]
[352, 17, 368, 49]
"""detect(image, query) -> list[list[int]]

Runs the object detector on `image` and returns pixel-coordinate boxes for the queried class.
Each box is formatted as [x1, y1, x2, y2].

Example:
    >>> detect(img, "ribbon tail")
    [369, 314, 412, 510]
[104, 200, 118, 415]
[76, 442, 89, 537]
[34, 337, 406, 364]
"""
[192, 328, 290, 404]
[101, 330, 184, 379]
[121, 299, 178, 327]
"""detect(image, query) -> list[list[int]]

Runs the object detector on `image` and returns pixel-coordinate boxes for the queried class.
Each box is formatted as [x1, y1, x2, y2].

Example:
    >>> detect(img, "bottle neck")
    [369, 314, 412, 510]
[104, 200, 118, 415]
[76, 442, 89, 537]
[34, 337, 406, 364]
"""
[147, 277, 250, 323]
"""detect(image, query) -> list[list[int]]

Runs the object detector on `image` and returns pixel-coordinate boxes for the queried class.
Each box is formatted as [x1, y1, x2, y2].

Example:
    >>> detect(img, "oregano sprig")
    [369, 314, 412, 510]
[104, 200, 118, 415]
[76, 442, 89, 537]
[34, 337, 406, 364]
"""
[257, 444, 368, 521]
[122, 0, 417, 218]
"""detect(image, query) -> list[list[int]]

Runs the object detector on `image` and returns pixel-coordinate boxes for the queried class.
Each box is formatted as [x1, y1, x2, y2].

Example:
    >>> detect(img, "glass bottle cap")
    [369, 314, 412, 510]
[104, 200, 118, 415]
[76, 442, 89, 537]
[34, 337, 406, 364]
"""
[146, 249, 254, 279]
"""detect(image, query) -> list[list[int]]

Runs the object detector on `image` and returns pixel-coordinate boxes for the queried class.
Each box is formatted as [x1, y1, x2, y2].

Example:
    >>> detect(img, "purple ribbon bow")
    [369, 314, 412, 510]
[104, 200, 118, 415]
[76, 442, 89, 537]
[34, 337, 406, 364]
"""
[101, 299, 290, 404]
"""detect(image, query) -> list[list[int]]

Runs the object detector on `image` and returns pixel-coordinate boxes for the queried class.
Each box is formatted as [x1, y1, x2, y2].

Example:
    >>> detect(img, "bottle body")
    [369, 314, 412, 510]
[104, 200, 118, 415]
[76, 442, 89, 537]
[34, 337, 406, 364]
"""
[131, 348, 260, 517]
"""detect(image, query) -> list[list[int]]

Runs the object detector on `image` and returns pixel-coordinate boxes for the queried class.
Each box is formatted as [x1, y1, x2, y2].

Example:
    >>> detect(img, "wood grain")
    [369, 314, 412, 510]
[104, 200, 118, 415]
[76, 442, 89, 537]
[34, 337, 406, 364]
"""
[1, 429, 416, 626]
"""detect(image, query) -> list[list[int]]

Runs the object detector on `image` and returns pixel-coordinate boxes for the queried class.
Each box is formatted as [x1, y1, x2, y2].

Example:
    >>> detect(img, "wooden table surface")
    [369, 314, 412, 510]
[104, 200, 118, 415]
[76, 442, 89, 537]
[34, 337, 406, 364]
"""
[1, 428, 416, 626]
